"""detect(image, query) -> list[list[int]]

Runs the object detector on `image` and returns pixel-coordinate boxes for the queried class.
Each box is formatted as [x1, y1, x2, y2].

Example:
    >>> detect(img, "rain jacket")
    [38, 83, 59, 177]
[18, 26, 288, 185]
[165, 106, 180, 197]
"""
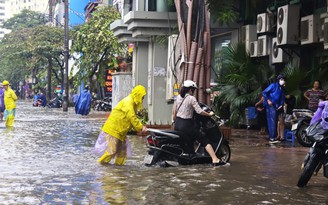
[102, 85, 146, 141]
[75, 89, 92, 115]
[262, 82, 285, 109]
[0, 88, 5, 112]
[4, 87, 17, 110]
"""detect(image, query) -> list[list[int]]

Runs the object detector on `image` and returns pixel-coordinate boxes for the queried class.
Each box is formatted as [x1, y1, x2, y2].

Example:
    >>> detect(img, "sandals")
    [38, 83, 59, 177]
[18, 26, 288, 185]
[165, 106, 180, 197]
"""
[275, 136, 285, 142]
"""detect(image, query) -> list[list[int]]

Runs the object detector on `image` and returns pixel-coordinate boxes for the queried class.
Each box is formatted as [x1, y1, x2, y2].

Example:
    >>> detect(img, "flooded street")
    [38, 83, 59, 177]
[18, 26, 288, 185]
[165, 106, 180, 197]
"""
[0, 101, 327, 204]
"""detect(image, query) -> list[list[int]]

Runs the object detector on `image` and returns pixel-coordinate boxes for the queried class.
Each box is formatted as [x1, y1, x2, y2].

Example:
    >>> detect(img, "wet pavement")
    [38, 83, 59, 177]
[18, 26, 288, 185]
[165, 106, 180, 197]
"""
[0, 101, 327, 204]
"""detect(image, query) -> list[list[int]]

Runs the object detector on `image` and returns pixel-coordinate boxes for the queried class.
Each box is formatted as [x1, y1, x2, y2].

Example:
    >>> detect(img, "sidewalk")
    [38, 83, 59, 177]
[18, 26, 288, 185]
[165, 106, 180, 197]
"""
[231, 128, 267, 139]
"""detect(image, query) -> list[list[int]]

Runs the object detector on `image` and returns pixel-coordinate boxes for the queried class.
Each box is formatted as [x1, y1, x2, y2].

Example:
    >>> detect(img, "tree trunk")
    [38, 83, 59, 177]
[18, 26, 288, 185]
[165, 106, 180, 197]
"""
[47, 58, 52, 100]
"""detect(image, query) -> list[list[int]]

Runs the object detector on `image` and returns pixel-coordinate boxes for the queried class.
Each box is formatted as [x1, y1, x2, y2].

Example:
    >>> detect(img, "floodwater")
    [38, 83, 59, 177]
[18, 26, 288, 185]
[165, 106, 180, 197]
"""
[0, 101, 327, 204]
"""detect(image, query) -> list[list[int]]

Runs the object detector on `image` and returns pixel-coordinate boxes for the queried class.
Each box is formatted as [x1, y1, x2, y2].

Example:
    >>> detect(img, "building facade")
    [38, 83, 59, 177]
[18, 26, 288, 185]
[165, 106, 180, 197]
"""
[0, 0, 49, 38]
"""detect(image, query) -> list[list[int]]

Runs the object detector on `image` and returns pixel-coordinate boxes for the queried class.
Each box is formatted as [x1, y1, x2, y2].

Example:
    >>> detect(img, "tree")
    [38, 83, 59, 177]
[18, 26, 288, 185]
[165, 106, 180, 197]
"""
[206, 0, 267, 25]
[212, 43, 274, 126]
[2, 9, 48, 32]
[71, 6, 125, 92]
[0, 10, 64, 99]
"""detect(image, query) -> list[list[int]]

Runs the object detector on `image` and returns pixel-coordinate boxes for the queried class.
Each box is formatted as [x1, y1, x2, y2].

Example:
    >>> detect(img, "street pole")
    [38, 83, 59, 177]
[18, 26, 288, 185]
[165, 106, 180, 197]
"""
[47, 0, 53, 101]
[63, 0, 69, 112]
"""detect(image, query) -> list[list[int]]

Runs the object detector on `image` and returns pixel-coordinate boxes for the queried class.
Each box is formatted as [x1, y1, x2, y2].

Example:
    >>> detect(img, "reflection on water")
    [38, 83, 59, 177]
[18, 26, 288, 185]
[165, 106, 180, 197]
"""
[0, 101, 327, 204]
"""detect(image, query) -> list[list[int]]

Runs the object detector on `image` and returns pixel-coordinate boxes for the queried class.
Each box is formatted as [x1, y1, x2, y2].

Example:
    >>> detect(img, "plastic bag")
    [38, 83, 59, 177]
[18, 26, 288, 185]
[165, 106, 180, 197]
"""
[93, 131, 108, 156]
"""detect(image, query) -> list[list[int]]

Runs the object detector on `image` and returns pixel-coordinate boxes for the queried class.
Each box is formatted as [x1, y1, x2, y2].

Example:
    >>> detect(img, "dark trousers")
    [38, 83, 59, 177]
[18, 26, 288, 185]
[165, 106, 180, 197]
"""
[174, 117, 210, 149]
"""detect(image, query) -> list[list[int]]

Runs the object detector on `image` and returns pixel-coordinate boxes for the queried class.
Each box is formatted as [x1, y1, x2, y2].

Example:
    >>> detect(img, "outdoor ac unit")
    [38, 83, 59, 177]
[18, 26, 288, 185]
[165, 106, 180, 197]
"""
[166, 34, 180, 101]
[241, 25, 257, 54]
[257, 35, 270, 56]
[276, 4, 300, 46]
[272, 37, 287, 64]
[250, 41, 258, 57]
[257, 13, 274, 34]
[300, 15, 320, 45]
[319, 12, 328, 42]
[324, 17, 328, 49]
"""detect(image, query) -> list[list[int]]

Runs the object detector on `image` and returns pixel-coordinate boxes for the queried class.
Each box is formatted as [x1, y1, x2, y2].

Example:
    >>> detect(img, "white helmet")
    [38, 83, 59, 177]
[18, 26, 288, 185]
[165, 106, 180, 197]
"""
[183, 80, 197, 89]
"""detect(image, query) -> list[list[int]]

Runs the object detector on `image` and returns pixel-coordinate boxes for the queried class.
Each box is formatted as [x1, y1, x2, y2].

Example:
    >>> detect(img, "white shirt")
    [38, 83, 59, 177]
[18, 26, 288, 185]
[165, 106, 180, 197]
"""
[174, 94, 203, 119]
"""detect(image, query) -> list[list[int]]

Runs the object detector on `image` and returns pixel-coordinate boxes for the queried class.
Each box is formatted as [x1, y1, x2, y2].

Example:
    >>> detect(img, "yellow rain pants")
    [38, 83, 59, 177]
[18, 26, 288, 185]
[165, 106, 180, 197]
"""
[97, 133, 127, 165]
[4, 109, 15, 127]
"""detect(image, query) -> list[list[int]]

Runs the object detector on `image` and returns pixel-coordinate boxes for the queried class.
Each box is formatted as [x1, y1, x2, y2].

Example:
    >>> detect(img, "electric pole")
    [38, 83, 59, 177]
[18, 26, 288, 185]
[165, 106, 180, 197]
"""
[47, 0, 53, 101]
[63, 0, 69, 112]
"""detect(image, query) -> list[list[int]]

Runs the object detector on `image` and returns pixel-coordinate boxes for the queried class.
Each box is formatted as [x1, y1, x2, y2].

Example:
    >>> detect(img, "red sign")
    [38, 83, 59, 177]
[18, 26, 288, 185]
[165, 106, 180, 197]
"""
[105, 70, 113, 95]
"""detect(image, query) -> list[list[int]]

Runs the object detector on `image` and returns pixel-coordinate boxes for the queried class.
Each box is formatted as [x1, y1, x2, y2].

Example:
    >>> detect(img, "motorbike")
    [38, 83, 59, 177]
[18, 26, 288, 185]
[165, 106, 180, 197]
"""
[291, 109, 314, 147]
[93, 97, 112, 111]
[144, 103, 231, 167]
[297, 118, 328, 187]
[47, 98, 62, 108]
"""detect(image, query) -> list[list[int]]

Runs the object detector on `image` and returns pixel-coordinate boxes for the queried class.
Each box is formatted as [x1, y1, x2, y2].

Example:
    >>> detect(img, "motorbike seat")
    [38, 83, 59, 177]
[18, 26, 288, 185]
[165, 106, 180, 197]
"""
[163, 130, 196, 154]
[160, 130, 189, 139]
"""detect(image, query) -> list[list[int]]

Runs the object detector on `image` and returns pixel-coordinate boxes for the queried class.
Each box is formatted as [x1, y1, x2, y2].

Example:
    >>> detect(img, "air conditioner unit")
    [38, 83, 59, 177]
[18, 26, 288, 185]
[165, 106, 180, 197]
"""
[300, 15, 320, 45]
[324, 17, 328, 49]
[250, 41, 258, 57]
[241, 25, 257, 54]
[319, 12, 328, 42]
[166, 35, 180, 101]
[258, 35, 270, 56]
[276, 4, 300, 46]
[257, 13, 274, 34]
[272, 37, 287, 64]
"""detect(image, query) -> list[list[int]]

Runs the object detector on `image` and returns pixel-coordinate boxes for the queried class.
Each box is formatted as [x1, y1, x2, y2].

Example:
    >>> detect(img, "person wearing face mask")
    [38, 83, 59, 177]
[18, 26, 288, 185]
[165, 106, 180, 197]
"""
[262, 75, 286, 143]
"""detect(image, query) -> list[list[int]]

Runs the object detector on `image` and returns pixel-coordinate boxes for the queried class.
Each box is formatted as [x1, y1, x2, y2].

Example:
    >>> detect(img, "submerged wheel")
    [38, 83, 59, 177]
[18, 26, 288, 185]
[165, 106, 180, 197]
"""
[297, 152, 321, 187]
[216, 143, 231, 163]
[296, 124, 313, 147]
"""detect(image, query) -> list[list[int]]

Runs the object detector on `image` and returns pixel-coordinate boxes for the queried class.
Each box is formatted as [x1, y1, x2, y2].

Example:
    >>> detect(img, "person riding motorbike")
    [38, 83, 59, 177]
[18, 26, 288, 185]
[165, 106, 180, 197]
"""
[173, 80, 228, 167]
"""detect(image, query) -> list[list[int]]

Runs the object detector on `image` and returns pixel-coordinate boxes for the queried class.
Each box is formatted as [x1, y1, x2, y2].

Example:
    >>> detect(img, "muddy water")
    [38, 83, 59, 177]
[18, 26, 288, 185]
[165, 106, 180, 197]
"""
[0, 101, 326, 204]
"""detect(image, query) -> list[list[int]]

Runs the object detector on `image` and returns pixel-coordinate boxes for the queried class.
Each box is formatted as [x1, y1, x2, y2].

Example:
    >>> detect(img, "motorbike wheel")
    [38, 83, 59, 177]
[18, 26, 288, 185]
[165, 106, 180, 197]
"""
[296, 124, 313, 147]
[297, 151, 322, 187]
[216, 143, 231, 163]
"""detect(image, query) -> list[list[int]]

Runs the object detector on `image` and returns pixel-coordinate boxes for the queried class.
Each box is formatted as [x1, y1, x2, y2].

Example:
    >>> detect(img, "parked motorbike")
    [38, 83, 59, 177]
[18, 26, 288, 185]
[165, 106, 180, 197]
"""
[47, 98, 62, 108]
[291, 109, 314, 147]
[297, 118, 328, 187]
[144, 103, 231, 167]
[93, 97, 112, 111]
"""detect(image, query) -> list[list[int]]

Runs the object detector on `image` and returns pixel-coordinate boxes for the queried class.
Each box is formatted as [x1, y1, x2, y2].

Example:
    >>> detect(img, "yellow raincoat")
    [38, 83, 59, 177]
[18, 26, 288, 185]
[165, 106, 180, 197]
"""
[4, 87, 17, 127]
[98, 85, 146, 164]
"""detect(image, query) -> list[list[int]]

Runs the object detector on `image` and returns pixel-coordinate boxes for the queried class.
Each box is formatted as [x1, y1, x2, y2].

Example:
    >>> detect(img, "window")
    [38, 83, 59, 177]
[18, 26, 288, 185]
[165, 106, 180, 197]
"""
[211, 34, 232, 83]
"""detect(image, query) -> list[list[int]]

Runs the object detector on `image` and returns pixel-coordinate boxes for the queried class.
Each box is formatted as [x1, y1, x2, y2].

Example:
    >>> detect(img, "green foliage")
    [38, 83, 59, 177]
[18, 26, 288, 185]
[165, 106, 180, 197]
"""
[212, 42, 274, 127]
[279, 63, 308, 107]
[2, 9, 48, 32]
[206, 0, 267, 25]
[0, 10, 64, 89]
[137, 108, 149, 124]
[70, 6, 125, 86]
[206, 0, 239, 24]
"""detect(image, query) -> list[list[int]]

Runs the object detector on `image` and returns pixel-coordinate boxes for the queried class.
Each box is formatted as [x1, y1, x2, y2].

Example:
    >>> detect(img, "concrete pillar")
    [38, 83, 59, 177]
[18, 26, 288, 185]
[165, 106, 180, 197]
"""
[112, 72, 132, 108]
[132, 41, 149, 107]
[136, 0, 145, 11]
[147, 37, 173, 125]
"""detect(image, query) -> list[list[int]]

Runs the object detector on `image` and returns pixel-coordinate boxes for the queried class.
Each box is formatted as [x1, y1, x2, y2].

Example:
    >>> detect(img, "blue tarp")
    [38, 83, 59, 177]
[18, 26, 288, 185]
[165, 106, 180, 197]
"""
[74, 89, 92, 115]
[247, 106, 257, 119]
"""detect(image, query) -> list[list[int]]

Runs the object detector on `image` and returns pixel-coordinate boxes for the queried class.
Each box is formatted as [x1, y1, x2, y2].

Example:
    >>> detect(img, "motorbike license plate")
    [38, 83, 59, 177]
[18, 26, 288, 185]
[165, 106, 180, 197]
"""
[291, 123, 298, 131]
[143, 154, 154, 164]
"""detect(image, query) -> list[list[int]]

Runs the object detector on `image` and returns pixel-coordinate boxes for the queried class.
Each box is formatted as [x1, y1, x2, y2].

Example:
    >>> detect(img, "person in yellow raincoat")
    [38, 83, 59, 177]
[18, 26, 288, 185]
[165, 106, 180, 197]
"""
[94, 85, 148, 165]
[2, 80, 18, 127]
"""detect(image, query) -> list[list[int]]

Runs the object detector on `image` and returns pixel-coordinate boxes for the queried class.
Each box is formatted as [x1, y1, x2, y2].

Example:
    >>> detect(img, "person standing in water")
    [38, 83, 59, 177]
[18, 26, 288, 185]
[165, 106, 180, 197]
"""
[2, 80, 18, 127]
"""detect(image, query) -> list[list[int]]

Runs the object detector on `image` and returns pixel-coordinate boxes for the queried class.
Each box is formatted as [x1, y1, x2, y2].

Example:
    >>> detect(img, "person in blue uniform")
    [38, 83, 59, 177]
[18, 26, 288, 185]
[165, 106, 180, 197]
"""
[262, 75, 286, 143]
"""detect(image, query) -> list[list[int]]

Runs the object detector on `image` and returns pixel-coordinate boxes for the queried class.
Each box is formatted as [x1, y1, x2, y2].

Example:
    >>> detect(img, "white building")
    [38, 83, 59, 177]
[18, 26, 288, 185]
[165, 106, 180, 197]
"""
[0, 0, 49, 38]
